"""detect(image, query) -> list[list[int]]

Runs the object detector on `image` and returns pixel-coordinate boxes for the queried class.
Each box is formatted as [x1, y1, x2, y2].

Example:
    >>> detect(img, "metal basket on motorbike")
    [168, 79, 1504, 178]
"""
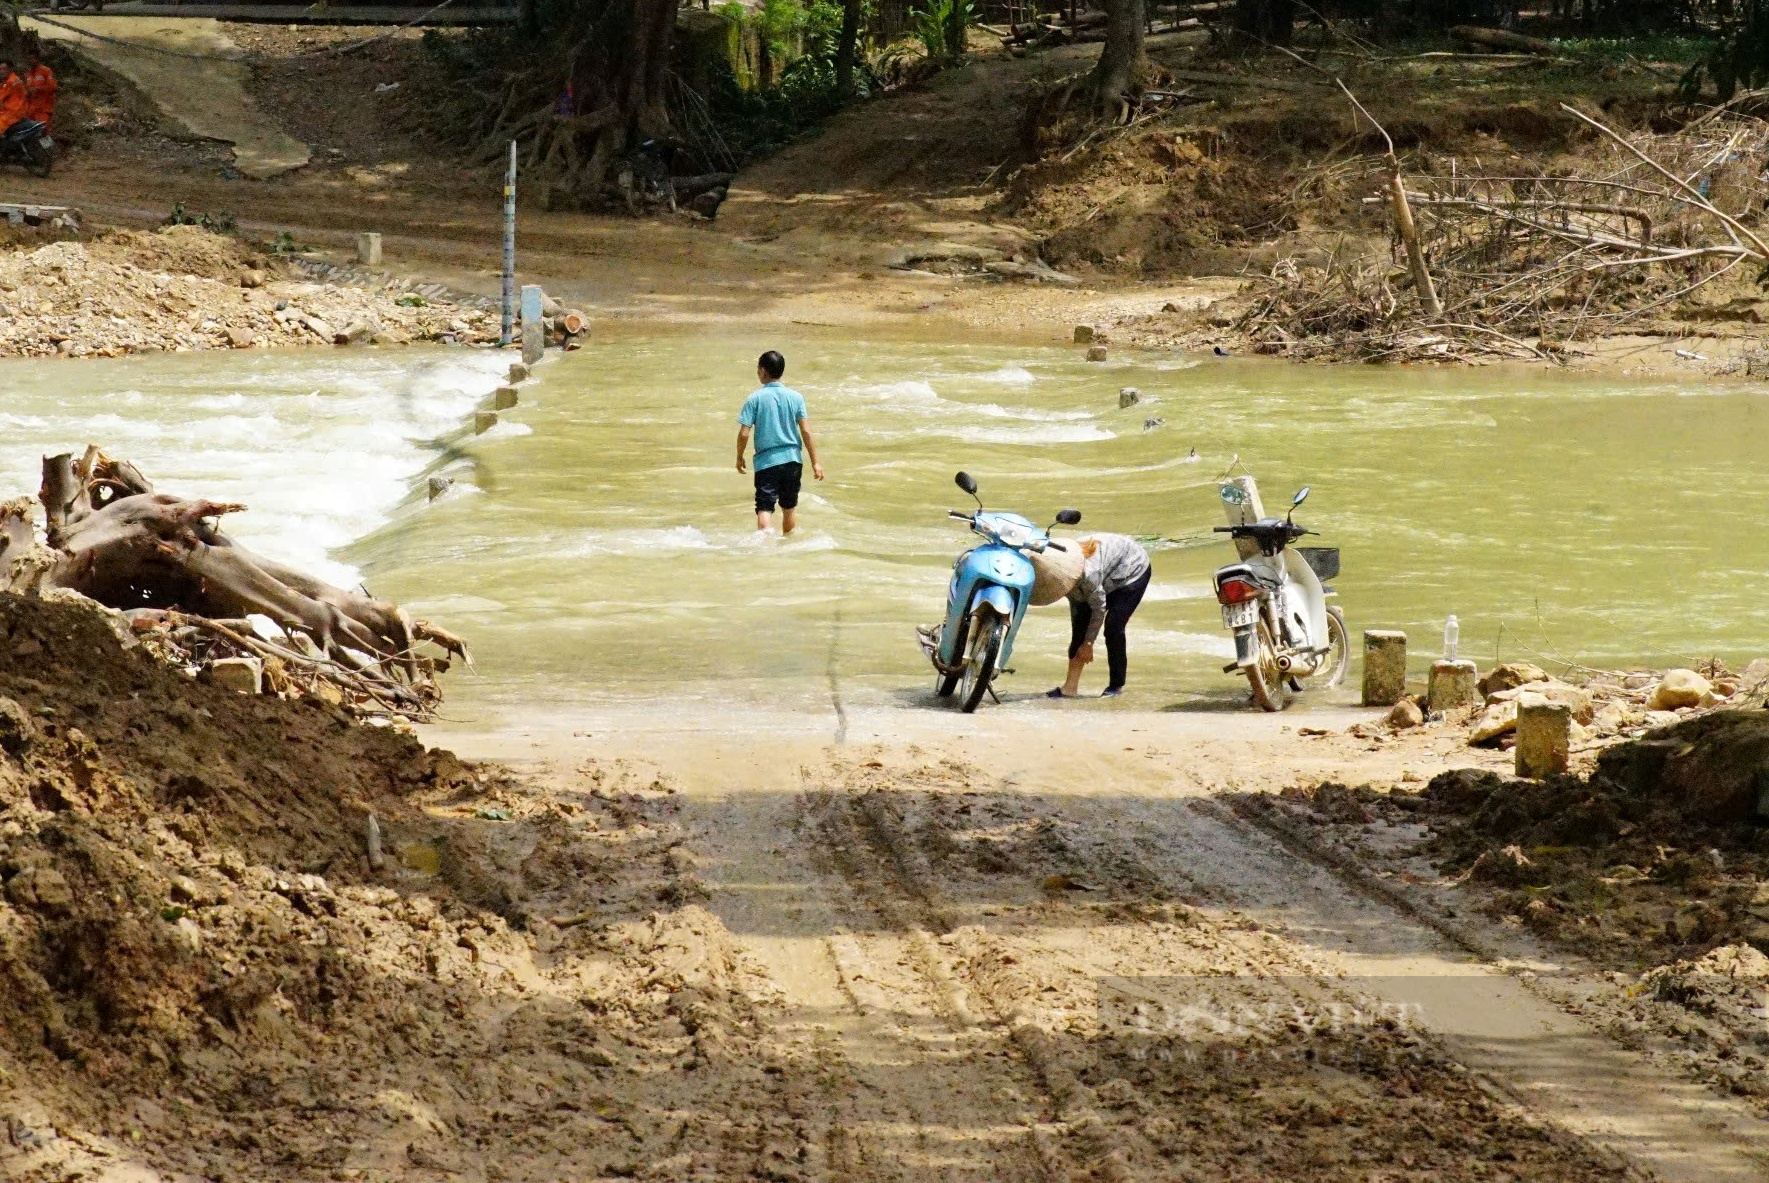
[1026, 537, 1086, 606]
[1297, 546, 1339, 582]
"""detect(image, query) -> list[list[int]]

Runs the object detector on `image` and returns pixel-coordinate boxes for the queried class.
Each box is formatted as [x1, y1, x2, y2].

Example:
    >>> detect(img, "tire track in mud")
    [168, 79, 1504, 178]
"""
[815, 786, 1145, 1183]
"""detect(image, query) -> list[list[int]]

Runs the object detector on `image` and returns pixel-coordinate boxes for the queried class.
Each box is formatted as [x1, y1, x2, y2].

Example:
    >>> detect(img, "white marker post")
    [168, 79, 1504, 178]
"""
[501, 140, 516, 346]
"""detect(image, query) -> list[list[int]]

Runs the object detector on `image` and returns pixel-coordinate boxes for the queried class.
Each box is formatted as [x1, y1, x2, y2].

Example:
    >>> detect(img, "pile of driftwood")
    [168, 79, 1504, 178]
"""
[1239, 94, 1769, 362]
[0, 447, 467, 722]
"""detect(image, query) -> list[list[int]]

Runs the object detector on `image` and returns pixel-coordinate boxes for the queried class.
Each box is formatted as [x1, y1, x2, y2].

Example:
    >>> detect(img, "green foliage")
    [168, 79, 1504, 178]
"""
[395, 293, 428, 307]
[1551, 35, 1713, 65]
[912, 0, 952, 60]
[165, 204, 236, 233]
[1683, 1, 1769, 99]
[267, 229, 309, 256]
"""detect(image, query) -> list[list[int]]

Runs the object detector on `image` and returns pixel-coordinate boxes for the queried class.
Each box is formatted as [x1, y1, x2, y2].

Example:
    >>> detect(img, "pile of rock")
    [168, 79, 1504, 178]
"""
[1464, 661, 1754, 749]
[0, 226, 498, 359]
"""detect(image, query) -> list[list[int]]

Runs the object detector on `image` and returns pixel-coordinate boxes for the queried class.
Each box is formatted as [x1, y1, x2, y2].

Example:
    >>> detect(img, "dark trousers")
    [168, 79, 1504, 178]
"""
[1069, 566, 1151, 690]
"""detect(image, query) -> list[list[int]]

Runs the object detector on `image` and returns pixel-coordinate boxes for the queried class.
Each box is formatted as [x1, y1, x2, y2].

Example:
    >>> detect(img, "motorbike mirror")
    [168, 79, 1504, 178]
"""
[1291, 486, 1311, 508]
[954, 471, 978, 496]
[1054, 509, 1082, 526]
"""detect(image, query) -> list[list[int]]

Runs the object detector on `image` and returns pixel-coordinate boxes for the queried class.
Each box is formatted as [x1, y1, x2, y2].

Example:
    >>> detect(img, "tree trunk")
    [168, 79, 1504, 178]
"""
[945, 0, 968, 58]
[1089, 0, 1148, 117]
[1232, 0, 1294, 45]
[836, 0, 863, 97]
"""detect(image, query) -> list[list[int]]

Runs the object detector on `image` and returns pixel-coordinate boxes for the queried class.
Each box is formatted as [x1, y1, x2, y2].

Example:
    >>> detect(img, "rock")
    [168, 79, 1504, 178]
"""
[302, 314, 335, 341]
[1649, 669, 1711, 711]
[507, 361, 531, 383]
[0, 695, 34, 755]
[1427, 659, 1480, 713]
[239, 269, 265, 288]
[688, 189, 725, 219]
[1118, 386, 1140, 408]
[1073, 325, 1095, 343]
[1668, 903, 1709, 944]
[1479, 662, 1548, 699]
[426, 475, 453, 501]
[5, 864, 71, 913]
[493, 385, 519, 410]
[337, 319, 379, 346]
[206, 656, 263, 695]
[174, 916, 203, 953]
[1515, 694, 1572, 778]
[982, 260, 1079, 285]
[225, 326, 256, 348]
[1386, 698, 1424, 730]
[1361, 630, 1408, 707]
[366, 813, 385, 871]
[1205, 301, 1237, 327]
[1489, 679, 1594, 725]
[1086, 344, 1108, 362]
[310, 681, 345, 708]
[1592, 703, 1626, 735]
[1469, 699, 1519, 746]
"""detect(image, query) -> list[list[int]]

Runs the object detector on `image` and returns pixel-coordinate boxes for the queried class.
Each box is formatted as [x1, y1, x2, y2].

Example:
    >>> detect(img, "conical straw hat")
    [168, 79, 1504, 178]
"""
[1028, 537, 1086, 606]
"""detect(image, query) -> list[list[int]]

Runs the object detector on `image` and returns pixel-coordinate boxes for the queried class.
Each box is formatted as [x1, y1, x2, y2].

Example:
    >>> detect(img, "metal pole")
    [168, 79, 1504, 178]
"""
[500, 140, 516, 346]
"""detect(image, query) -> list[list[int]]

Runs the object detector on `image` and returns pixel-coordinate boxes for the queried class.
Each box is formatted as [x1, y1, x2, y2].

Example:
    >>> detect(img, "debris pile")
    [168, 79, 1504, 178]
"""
[0, 225, 497, 359]
[1236, 108, 1769, 362]
[0, 446, 467, 722]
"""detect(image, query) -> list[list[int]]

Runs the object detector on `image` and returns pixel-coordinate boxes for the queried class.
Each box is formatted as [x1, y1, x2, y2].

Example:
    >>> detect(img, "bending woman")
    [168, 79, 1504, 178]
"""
[1050, 533, 1152, 699]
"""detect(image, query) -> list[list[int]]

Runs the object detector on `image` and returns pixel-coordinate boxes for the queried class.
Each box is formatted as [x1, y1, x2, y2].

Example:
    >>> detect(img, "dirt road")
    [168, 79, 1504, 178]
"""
[421, 703, 1769, 1180]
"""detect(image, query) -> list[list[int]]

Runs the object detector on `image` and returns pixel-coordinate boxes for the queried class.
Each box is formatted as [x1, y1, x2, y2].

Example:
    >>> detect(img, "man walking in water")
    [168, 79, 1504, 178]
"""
[1049, 533, 1152, 698]
[736, 351, 825, 534]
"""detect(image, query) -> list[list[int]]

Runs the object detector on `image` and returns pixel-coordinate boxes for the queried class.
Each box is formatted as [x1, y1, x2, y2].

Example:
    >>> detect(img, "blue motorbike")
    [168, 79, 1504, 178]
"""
[918, 471, 1081, 712]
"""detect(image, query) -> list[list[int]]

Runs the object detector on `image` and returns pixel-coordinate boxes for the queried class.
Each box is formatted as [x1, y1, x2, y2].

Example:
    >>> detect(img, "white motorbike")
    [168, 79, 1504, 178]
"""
[1211, 485, 1349, 711]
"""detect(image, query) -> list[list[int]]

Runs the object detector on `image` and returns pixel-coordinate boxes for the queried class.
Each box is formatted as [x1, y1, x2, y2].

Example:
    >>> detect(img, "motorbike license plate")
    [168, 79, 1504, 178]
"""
[1221, 601, 1259, 629]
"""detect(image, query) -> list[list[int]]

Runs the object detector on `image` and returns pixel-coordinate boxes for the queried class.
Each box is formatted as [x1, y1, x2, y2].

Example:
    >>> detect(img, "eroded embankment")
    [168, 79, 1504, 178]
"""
[0, 592, 776, 1182]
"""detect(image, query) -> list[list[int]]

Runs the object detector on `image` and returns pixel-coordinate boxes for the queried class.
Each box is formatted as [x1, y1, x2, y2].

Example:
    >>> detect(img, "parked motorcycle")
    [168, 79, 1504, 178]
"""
[1212, 485, 1349, 711]
[0, 119, 54, 178]
[917, 471, 1081, 713]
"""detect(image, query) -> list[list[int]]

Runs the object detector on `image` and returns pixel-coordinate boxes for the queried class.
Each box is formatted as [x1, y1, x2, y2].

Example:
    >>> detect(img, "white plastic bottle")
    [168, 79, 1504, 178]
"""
[1443, 615, 1460, 663]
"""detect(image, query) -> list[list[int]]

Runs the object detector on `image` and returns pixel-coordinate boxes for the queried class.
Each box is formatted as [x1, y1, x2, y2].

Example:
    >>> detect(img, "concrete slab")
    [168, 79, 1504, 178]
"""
[25, 14, 310, 178]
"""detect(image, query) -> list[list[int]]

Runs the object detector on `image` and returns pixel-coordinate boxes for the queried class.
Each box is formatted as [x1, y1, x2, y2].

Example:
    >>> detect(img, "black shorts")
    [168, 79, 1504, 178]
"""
[754, 461, 802, 513]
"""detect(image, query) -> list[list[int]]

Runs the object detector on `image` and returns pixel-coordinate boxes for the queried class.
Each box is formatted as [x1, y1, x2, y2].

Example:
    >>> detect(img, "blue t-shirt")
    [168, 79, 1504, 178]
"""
[738, 382, 807, 471]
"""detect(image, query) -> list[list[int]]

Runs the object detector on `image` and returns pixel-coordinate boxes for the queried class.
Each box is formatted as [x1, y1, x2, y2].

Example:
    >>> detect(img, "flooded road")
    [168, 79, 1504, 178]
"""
[3, 335, 1763, 721]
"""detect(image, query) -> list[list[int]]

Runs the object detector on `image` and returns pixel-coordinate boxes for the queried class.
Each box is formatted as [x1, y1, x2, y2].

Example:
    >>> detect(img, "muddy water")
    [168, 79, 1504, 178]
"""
[5, 337, 1764, 720]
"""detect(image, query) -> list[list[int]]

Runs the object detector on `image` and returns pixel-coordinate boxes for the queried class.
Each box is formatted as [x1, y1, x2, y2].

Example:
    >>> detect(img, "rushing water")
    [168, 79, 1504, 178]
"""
[4, 334, 1765, 720]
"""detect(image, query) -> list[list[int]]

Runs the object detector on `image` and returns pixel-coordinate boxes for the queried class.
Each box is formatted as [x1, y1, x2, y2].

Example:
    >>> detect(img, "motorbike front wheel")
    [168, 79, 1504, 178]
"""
[1244, 619, 1287, 712]
[23, 140, 52, 178]
[958, 610, 1008, 714]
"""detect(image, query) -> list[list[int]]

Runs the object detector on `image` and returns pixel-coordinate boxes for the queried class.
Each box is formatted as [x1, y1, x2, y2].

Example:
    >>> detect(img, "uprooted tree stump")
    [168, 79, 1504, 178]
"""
[0, 446, 467, 721]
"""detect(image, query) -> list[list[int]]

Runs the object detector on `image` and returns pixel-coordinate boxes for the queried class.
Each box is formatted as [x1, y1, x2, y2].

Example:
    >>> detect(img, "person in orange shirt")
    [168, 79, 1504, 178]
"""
[22, 47, 55, 130]
[0, 60, 27, 135]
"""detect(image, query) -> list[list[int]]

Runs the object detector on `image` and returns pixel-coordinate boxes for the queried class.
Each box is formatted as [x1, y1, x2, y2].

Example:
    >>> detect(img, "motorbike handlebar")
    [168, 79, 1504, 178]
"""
[948, 509, 974, 520]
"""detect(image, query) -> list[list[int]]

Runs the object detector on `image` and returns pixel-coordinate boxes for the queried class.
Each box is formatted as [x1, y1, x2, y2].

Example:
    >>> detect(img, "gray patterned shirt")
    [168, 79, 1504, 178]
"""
[1067, 533, 1151, 642]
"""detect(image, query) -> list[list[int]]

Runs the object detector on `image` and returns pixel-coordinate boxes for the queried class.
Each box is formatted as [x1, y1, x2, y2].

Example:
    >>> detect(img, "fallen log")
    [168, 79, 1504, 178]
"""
[2, 446, 466, 722]
[1451, 25, 1558, 56]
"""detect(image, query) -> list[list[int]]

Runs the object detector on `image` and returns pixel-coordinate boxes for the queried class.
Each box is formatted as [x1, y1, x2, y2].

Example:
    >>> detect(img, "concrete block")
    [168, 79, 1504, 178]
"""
[1118, 386, 1140, 408]
[493, 385, 519, 410]
[355, 232, 382, 266]
[507, 361, 530, 383]
[1073, 325, 1094, 343]
[519, 284, 544, 327]
[1428, 659, 1480, 713]
[1515, 695, 1572, 779]
[208, 656, 262, 695]
[521, 322, 544, 365]
[1086, 344, 1108, 362]
[1361, 630, 1408, 707]
[473, 410, 498, 435]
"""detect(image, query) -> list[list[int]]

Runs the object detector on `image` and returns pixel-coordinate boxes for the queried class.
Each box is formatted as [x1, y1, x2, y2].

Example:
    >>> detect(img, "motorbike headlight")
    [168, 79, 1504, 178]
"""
[994, 523, 1035, 549]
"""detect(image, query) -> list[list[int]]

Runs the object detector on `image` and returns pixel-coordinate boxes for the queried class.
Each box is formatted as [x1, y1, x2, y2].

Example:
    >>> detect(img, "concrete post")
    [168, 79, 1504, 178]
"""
[507, 362, 531, 383]
[474, 411, 498, 435]
[1515, 695, 1572, 779]
[355, 232, 382, 266]
[1361, 630, 1408, 707]
[1428, 659, 1480, 713]
[493, 386, 519, 410]
[520, 283, 544, 365]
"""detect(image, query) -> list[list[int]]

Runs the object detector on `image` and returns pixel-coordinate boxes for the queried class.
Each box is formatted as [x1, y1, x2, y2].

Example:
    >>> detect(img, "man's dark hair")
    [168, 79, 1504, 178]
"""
[758, 351, 786, 380]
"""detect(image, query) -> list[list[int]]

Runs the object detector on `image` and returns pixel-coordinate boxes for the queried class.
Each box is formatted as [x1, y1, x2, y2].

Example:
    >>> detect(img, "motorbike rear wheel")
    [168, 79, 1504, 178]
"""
[1245, 619, 1286, 712]
[959, 610, 1008, 714]
[1321, 605, 1350, 688]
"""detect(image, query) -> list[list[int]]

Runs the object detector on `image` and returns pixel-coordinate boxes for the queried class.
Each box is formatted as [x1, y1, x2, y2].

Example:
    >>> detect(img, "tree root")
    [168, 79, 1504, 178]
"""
[3, 447, 463, 723]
